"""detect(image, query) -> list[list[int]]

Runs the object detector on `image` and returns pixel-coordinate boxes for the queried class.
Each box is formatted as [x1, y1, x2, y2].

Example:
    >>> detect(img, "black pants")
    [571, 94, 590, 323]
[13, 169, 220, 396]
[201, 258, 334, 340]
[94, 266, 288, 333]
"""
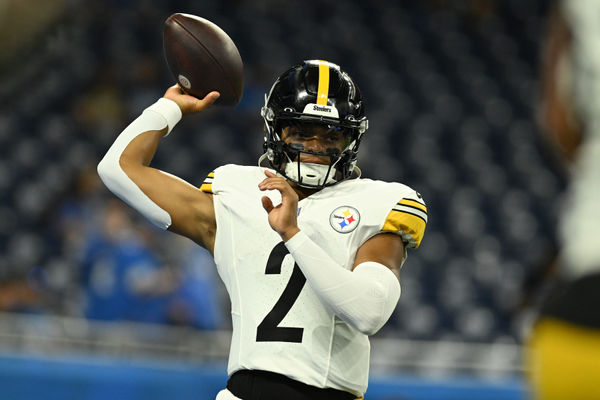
[541, 273, 600, 327]
[226, 370, 358, 400]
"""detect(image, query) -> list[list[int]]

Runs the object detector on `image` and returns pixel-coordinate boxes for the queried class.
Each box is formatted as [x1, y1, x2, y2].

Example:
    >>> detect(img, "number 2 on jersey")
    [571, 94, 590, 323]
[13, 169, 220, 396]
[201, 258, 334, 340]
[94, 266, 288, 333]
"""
[256, 242, 306, 343]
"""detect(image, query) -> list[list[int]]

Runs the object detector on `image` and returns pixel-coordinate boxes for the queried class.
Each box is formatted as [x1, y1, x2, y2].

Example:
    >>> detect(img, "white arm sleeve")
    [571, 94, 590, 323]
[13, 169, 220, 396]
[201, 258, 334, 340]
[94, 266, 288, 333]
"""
[97, 98, 182, 230]
[285, 231, 401, 335]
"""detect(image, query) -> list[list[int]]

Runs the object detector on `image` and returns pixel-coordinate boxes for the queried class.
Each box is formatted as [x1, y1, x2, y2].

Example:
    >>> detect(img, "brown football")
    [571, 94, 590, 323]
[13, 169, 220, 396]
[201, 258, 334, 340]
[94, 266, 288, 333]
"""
[163, 13, 244, 106]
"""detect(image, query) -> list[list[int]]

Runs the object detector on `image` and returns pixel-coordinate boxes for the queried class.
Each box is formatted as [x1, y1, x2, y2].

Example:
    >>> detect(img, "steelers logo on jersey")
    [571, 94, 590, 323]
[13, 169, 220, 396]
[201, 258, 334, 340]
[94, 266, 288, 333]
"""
[329, 206, 360, 233]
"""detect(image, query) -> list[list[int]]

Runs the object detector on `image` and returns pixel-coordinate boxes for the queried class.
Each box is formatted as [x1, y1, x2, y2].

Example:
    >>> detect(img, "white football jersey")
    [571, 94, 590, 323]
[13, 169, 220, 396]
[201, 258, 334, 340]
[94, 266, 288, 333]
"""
[200, 165, 427, 396]
[558, 0, 600, 278]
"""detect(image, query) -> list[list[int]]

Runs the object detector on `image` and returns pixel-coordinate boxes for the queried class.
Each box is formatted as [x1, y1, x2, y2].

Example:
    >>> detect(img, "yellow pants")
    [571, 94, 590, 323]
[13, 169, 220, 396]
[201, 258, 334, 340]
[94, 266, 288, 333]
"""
[526, 318, 600, 400]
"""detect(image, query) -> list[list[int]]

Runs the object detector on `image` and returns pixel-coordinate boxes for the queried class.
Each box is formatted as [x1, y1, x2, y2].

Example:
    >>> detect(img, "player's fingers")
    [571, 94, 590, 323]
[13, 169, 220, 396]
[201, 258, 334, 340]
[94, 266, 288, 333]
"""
[261, 170, 291, 189]
[264, 179, 298, 203]
[259, 178, 291, 194]
[164, 85, 219, 114]
[258, 176, 298, 203]
[195, 91, 220, 110]
[261, 196, 274, 213]
[258, 175, 284, 190]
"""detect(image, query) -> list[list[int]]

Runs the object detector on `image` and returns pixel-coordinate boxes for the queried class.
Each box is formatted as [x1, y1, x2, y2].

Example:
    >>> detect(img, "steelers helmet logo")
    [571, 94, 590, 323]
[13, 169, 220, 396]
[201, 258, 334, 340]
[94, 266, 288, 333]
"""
[330, 206, 360, 233]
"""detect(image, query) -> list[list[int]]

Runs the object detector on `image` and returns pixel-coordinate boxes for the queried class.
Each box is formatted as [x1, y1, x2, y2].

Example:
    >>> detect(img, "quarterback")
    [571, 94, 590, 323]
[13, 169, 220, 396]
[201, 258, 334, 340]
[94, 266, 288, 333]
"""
[97, 60, 427, 400]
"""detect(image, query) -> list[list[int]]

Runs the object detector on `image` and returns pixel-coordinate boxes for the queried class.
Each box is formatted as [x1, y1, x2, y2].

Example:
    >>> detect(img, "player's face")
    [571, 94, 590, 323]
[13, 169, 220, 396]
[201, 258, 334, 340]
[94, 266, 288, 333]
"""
[281, 122, 348, 165]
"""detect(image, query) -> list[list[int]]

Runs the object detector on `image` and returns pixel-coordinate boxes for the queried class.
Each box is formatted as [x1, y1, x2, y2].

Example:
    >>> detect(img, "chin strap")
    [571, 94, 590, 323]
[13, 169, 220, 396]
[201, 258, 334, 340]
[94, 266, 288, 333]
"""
[281, 142, 341, 187]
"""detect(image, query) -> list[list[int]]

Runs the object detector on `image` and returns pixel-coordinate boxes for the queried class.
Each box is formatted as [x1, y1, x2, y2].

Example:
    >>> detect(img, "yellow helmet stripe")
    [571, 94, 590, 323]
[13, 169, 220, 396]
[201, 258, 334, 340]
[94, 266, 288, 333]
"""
[316, 61, 330, 105]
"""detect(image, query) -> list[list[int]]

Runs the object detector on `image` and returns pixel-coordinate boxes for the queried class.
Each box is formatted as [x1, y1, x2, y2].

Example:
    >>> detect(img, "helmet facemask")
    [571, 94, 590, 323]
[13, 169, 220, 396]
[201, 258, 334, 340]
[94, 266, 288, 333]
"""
[261, 120, 356, 188]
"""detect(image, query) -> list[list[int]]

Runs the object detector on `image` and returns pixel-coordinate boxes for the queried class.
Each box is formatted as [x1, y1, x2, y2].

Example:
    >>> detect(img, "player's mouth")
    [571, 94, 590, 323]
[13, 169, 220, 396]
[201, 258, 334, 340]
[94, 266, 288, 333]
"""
[299, 155, 329, 164]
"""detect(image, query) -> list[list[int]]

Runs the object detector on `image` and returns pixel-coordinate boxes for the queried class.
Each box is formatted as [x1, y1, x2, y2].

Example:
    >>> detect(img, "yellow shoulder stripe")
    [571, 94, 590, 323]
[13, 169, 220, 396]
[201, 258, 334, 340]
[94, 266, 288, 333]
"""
[200, 171, 215, 194]
[398, 198, 427, 213]
[200, 183, 213, 194]
[382, 209, 426, 248]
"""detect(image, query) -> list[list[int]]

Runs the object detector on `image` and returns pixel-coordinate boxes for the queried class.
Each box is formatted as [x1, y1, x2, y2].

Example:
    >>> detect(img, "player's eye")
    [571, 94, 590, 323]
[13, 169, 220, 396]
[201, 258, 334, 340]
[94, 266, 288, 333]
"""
[297, 130, 313, 138]
[324, 127, 346, 142]
[284, 124, 306, 137]
[284, 122, 348, 144]
[286, 126, 316, 140]
[327, 130, 343, 140]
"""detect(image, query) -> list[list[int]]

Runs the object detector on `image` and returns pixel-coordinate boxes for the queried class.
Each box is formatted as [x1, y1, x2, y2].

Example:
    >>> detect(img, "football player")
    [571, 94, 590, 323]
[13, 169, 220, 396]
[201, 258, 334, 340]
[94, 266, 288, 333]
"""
[97, 60, 427, 400]
[526, 1, 600, 399]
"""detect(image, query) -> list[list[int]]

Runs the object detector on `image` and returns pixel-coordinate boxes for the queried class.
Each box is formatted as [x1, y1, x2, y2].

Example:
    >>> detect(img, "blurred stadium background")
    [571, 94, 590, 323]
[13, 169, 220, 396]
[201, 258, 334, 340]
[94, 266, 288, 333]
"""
[0, 0, 562, 399]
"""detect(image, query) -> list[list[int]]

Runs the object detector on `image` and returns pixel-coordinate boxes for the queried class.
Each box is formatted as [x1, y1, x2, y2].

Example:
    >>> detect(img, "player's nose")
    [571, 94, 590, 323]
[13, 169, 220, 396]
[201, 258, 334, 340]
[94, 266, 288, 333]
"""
[303, 137, 326, 152]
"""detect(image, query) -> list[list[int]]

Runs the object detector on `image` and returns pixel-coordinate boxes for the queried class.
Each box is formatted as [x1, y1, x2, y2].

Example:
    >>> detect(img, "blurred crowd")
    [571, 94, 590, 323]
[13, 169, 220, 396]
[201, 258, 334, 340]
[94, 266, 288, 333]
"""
[3, 164, 228, 330]
[0, 0, 562, 342]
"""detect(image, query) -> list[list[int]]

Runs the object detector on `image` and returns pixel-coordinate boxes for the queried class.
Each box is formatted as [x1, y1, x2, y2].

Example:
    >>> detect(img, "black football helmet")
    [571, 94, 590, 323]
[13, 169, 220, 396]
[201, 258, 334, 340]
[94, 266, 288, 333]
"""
[259, 60, 369, 189]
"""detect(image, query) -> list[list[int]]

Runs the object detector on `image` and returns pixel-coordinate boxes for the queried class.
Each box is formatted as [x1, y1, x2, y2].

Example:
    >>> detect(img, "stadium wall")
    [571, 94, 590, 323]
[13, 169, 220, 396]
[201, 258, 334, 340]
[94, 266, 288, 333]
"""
[0, 353, 527, 400]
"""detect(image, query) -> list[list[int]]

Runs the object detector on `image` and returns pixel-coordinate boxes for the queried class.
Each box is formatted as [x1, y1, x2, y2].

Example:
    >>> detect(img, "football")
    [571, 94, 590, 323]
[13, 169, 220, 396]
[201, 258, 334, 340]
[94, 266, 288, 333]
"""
[163, 13, 244, 106]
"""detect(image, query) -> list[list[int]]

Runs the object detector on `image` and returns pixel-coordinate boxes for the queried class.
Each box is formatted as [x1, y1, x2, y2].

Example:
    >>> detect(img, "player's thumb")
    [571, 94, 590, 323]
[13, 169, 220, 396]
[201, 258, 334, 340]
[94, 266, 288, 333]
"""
[197, 91, 220, 110]
[261, 196, 274, 213]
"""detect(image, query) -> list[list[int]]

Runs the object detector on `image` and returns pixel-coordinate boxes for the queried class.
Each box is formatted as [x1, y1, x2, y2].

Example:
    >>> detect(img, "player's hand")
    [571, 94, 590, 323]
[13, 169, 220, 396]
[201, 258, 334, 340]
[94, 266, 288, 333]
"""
[163, 84, 220, 115]
[259, 170, 301, 242]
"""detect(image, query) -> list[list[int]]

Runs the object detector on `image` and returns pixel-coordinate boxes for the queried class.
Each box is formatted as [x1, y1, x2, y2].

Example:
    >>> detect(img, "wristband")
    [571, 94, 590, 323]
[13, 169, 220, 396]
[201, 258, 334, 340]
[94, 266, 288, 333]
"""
[144, 97, 183, 136]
